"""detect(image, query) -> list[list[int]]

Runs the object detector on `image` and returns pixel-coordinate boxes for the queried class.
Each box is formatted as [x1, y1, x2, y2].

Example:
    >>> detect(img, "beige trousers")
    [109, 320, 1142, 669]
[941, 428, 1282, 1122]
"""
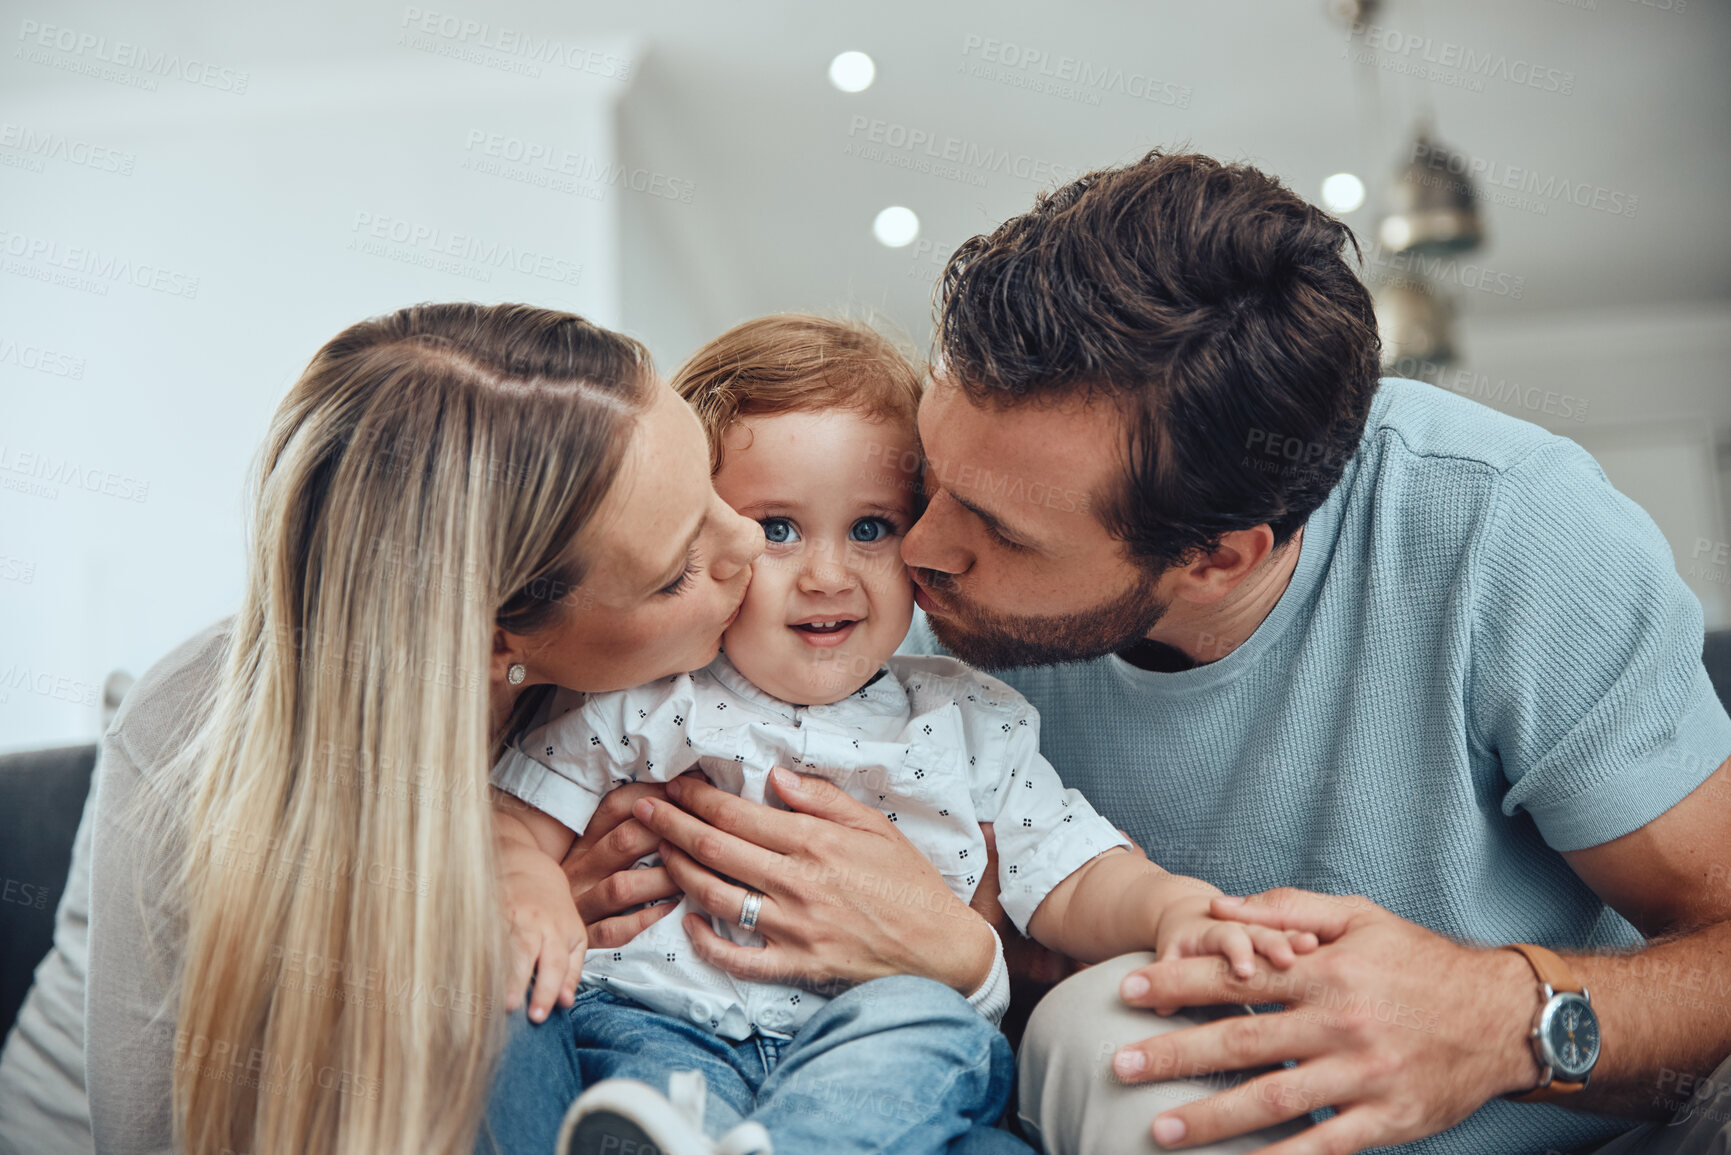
[1016, 953, 1731, 1155]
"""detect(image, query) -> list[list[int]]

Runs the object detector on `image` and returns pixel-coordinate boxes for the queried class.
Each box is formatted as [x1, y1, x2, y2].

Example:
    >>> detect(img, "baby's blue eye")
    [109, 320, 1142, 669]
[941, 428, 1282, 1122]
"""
[850, 517, 895, 543]
[762, 517, 800, 544]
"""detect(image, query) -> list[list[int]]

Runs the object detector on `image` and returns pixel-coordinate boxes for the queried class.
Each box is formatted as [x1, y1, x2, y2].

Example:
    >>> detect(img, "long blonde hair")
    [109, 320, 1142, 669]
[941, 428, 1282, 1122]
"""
[142, 302, 652, 1154]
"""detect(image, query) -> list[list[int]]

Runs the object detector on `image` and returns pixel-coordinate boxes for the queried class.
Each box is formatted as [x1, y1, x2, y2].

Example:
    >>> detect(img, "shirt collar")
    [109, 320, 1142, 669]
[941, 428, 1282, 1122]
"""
[705, 650, 909, 722]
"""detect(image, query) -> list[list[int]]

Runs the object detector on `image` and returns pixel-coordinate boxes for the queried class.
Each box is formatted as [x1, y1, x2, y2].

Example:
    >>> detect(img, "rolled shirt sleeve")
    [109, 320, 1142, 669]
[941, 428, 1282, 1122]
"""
[1472, 440, 1731, 851]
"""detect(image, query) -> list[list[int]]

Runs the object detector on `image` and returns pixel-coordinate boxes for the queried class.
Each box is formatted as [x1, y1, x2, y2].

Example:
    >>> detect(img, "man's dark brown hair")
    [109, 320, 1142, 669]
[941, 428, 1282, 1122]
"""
[935, 148, 1382, 573]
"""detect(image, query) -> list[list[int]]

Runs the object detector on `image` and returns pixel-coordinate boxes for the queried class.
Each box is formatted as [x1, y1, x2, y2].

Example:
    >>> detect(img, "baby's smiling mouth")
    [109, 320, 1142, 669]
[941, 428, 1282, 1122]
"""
[792, 618, 858, 635]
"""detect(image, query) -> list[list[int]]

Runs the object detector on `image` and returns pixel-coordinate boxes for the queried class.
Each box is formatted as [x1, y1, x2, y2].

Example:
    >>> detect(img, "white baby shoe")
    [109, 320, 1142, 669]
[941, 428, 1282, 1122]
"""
[555, 1069, 774, 1155]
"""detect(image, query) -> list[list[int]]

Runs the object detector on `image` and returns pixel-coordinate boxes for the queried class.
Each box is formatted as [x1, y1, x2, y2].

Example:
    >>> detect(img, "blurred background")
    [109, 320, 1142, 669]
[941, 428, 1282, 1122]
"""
[2, 0, 1728, 751]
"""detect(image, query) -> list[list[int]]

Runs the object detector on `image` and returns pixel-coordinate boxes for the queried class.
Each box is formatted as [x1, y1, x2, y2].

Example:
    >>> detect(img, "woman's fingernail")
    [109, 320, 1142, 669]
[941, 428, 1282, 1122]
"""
[1113, 1049, 1147, 1077]
[771, 767, 797, 791]
[1121, 973, 1151, 999]
[1216, 894, 1245, 905]
[1153, 1115, 1187, 1146]
[634, 798, 656, 820]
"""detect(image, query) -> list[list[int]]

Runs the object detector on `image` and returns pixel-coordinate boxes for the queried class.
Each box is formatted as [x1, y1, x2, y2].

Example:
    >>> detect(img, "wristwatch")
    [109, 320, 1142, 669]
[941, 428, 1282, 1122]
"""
[1504, 943, 1602, 1102]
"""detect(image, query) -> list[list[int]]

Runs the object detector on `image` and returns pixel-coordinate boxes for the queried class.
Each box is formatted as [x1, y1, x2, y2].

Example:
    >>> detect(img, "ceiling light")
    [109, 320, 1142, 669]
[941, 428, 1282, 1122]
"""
[828, 51, 876, 93]
[872, 206, 919, 248]
[1373, 281, 1456, 374]
[1321, 173, 1366, 214]
[1377, 130, 1484, 255]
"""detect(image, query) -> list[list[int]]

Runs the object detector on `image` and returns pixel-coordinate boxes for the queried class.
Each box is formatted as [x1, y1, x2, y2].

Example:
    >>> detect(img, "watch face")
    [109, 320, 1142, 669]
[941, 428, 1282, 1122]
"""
[1540, 993, 1601, 1080]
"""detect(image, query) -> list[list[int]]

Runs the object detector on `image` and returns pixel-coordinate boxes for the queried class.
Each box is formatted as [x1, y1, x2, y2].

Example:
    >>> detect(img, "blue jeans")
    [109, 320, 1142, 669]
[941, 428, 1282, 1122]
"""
[476, 975, 1032, 1155]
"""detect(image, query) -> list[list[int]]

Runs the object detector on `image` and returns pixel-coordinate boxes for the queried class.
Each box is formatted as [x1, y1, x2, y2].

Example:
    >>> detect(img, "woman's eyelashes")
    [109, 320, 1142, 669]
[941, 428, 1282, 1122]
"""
[758, 515, 901, 546]
[657, 550, 701, 596]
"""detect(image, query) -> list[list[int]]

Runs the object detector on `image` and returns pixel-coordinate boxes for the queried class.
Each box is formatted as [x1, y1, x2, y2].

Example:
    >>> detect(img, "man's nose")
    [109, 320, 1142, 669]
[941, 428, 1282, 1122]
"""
[903, 497, 967, 576]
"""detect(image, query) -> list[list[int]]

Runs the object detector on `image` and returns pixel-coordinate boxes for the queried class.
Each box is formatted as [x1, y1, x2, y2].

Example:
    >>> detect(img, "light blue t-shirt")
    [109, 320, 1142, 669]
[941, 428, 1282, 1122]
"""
[904, 378, 1731, 1155]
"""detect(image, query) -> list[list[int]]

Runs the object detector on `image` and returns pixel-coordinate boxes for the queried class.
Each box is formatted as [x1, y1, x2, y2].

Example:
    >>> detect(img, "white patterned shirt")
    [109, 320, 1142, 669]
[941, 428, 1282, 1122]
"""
[490, 652, 1130, 1041]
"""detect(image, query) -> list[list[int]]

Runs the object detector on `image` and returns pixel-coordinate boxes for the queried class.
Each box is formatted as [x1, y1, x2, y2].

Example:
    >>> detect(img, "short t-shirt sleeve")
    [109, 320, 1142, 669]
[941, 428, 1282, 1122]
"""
[490, 711, 617, 835]
[489, 674, 701, 834]
[961, 682, 1132, 934]
[1472, 439, 1731, 852]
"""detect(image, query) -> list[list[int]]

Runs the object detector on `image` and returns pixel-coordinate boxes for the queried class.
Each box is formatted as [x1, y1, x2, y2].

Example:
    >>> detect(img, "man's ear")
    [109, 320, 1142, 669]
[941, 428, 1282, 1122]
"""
[1167, 525, 1277, 605]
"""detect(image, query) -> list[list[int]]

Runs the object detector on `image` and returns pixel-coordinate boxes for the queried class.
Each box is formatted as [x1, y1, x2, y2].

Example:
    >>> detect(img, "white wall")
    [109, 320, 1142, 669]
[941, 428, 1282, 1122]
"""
[0, 42, 635, 752]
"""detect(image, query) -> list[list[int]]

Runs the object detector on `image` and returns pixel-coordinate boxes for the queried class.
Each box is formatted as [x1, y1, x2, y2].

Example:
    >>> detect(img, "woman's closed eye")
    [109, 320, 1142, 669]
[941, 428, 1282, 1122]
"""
[658, 550, 701, 596]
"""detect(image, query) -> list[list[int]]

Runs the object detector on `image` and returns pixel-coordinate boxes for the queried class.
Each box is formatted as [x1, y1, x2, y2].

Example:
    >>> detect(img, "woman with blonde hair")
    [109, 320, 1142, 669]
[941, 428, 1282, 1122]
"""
[81, 301, 764, 1154]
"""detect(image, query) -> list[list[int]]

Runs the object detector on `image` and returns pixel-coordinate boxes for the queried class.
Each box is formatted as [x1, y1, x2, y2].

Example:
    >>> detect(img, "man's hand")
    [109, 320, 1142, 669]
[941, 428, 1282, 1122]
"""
[1109, 888, 1542, 1154]
[556, 781, 683, 948]
[632, 767, 997, 995]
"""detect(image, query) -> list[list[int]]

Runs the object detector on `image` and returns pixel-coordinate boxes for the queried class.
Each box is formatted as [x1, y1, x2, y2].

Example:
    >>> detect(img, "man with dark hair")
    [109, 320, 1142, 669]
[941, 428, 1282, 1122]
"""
[896, 150, 1731, 1153]
[637, 149, 1731, 1155]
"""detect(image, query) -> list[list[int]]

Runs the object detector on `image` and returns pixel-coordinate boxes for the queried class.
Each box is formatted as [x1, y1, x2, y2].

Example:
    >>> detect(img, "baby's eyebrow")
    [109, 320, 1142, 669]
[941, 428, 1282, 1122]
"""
[729, 498, 797, 518]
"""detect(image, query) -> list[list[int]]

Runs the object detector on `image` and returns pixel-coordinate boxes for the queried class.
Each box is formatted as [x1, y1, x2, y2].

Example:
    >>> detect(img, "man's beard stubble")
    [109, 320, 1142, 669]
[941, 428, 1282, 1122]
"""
[915, 567, 1171, 670]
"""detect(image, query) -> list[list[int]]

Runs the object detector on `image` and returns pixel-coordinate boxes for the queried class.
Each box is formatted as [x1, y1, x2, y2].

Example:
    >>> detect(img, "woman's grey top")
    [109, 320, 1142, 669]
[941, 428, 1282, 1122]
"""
[0, 621, 226, 1155]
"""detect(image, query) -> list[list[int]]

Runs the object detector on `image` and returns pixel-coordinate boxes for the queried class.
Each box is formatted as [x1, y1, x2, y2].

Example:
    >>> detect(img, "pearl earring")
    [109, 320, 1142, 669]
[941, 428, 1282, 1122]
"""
[506, 663, 526, 685]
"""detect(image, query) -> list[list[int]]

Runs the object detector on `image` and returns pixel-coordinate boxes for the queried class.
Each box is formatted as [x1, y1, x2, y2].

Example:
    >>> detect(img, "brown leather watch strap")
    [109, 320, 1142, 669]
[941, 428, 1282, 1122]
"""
[1505, 943, 1588, 1101]
[1513, 1079, 1587, 1102]
[1506, 943, 1584, 995]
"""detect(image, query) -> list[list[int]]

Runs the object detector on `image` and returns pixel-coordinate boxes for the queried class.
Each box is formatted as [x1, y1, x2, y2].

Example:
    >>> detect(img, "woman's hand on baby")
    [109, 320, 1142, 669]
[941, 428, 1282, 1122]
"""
[500, 836, 588, 1022]
[634, 768, 998, 996]
[1151, 893, 1318, 1011]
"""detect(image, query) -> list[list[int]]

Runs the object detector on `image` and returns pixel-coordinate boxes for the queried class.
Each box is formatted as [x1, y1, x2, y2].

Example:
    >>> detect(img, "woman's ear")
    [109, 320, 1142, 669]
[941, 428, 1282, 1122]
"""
[491, 627, 530, 687]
